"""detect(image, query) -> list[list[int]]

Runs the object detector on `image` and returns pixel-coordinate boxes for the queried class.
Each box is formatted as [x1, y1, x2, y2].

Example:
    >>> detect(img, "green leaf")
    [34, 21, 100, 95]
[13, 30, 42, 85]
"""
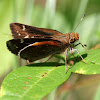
[1, 63, 71, 100]
[71, 49, 100, 74]
[1, 49, 100, 100]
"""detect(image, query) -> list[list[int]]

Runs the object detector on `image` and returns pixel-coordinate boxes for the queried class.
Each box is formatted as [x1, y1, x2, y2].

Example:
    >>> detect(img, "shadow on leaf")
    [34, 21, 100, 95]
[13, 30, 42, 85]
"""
[27, 62, 64, 67]
[26, 53, 87, 68]
[68, 53, 87, 65]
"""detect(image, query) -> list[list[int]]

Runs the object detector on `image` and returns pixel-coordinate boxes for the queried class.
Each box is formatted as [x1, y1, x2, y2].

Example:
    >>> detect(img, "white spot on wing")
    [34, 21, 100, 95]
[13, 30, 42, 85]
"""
[18, 33, 21, 36]
[22, 25, 26, 31]
[24, 35, 29, 38]
[31, 36, 34, 38]
[17, 31, 19, 33]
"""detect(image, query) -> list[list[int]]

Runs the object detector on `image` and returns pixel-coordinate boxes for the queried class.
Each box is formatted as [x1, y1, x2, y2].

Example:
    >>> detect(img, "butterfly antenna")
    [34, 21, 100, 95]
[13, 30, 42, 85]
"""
[73, 14, 85, 32]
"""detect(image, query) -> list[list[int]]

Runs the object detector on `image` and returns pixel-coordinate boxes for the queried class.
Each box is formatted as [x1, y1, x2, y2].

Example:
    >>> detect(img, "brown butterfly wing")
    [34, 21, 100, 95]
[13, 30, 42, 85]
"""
[20, 40, 66, 62]
[6, 38, 67, 60]
[10, 23, 62, 39]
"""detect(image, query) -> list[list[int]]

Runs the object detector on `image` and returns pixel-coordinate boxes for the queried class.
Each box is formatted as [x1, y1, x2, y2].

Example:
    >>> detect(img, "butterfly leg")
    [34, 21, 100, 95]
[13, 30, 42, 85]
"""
[65, 48, 68, 73]
[75, 43, 91, 54]
[45, 54, 55, 62]
[75, 42, 87, 47]
[26, 60, 34, 65]
[70, 48, 87, 64]
[26, 60, 30, 64]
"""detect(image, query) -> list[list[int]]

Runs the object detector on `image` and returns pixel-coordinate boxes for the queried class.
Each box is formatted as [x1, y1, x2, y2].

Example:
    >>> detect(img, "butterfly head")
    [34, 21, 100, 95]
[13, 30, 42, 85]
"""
[69, 32, 79, 43]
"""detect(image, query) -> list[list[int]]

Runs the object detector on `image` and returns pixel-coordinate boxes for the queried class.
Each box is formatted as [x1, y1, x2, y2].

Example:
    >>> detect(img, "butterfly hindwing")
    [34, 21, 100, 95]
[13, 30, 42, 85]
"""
[6, 38, 66, 61]
[19, 40, 64, 62]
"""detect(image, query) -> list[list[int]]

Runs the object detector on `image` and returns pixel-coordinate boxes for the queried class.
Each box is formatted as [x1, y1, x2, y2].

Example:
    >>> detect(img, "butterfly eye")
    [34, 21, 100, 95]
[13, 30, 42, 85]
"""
[69, 32, 75, 43]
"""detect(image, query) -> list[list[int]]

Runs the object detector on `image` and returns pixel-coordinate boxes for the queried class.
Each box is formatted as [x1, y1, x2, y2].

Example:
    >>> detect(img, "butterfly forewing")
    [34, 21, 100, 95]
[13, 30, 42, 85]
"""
[10, 23, 62, 39]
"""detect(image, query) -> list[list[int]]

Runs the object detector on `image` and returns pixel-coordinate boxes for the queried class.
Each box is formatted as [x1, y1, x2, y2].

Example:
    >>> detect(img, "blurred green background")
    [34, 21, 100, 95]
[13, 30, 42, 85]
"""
[0, 0, 100, 100]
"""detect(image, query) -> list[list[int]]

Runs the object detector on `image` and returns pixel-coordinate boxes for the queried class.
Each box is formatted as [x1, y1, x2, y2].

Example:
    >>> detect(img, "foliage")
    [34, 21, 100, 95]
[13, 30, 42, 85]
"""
[1, 49, 100, 100]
